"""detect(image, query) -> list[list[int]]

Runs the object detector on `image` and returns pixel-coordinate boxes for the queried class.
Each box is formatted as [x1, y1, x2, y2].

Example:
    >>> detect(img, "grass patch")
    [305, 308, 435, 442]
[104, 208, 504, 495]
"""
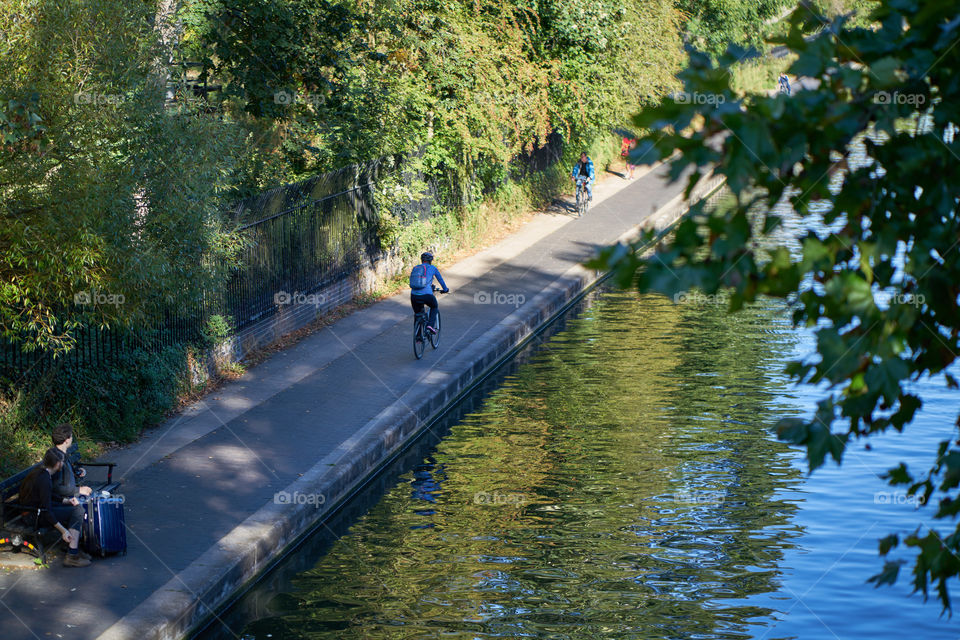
[731, 54, 797, 95]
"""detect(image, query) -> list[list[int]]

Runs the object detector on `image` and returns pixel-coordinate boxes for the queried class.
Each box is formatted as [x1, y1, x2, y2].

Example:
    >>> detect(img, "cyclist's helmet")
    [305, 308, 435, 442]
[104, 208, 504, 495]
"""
[420, 251, 434, 263]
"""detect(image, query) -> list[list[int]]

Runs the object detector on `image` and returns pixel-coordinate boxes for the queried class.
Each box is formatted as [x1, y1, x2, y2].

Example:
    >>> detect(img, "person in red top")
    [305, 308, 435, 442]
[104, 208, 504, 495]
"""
[19, 448, 91, 567]
[621, 136, 637, 180]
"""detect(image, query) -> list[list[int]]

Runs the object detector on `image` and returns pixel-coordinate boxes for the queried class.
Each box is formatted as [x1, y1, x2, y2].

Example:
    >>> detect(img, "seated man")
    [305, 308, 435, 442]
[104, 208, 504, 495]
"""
[19, 448, 91, 567]
[51, 423, 92, 503]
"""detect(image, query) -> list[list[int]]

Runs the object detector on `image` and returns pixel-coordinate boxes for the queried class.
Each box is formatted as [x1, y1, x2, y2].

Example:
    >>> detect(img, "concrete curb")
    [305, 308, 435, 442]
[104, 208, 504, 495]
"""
[99, 171, 727, 640]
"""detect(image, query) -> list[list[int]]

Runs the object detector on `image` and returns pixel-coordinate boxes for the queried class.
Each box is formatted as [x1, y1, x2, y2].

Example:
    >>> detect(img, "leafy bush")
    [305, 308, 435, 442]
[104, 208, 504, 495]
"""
[202, 315, 234, 346]
[677, 0, 790, 57]
[0, 0, 246, 354]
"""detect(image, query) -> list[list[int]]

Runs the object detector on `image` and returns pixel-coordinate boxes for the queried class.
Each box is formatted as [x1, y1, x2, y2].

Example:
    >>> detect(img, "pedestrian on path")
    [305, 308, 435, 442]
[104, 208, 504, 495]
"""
[620, 137, 636, 179]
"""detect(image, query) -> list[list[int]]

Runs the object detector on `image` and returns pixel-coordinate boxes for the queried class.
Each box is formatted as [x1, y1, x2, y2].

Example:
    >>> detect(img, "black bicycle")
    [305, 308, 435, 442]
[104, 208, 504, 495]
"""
[413, 286, 446, 359]
[574, 175, 590, 217]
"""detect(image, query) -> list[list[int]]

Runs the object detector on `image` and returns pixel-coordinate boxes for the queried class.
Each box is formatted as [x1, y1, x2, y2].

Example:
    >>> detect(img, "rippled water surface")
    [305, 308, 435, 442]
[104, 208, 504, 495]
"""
[202, 289, 957, 639]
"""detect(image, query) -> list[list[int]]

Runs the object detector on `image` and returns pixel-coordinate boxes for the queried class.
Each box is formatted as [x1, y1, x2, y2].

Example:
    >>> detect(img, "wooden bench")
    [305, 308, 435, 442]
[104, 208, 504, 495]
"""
[0, 453, 118, 563]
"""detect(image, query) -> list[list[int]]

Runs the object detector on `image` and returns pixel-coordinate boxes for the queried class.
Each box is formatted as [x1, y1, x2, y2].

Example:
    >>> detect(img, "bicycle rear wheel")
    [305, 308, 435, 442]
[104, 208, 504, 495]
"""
[429, 311, 441, 349]
[413, 317, 426, 359]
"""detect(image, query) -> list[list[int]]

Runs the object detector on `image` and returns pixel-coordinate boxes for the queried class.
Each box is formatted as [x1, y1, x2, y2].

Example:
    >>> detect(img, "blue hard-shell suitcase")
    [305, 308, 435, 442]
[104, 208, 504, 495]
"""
[83, 494, 127, 556]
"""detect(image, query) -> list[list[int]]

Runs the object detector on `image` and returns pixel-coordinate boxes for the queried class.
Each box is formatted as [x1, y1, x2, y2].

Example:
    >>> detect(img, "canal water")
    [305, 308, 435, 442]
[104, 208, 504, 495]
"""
[197, 286, 957, 639]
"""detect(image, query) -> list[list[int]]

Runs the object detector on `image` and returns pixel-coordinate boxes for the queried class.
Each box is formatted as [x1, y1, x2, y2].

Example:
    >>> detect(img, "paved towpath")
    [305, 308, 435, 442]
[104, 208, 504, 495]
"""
[0, 158, 708, 640]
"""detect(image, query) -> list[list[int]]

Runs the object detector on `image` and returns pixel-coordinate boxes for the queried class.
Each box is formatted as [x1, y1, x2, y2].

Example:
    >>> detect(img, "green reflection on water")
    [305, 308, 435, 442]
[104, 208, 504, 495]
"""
[242, 291, 806, 639]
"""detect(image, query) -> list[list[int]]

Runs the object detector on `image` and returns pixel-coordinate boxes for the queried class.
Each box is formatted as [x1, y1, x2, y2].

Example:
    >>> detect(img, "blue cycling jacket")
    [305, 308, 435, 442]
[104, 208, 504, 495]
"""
[410, 263, 448, 296]
[571, 158, 596, 183]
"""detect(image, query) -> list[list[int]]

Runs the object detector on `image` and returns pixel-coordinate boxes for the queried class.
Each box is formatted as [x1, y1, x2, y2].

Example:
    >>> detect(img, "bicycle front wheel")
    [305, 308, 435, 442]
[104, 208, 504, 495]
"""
[429, 311, 441, 349]
[413, 320, 426, 359]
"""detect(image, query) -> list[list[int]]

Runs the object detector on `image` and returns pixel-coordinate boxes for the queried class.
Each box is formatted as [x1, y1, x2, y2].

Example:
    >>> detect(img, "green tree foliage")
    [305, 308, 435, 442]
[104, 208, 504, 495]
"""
[676, 0, 790, 57]
[178, 0, 684, 189]
[0, 0, 245, 354]
[594, 0, 960, 609]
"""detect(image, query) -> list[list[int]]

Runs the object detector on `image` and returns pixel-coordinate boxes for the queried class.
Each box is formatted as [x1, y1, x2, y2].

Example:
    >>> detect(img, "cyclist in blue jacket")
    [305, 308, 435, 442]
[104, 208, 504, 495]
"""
[410, 251, 449, 333]
[570, 151, 595, 201]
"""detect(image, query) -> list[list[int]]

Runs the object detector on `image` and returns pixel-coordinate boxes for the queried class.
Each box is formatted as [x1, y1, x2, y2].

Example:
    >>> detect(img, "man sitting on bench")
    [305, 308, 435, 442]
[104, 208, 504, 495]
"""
[19, 448, 91, 567]
[51, 423, 92, 504]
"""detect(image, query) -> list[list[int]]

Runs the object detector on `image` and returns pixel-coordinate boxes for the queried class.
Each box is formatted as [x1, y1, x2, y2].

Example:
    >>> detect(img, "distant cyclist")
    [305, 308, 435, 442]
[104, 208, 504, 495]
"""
[778, 72, 791, 96]
[571, 151, 595, 201]
[409, 251, 449, 334]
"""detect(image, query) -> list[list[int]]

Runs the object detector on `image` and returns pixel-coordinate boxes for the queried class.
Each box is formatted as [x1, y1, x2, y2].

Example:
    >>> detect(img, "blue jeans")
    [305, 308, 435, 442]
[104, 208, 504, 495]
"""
[576, 179, 592, 200]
